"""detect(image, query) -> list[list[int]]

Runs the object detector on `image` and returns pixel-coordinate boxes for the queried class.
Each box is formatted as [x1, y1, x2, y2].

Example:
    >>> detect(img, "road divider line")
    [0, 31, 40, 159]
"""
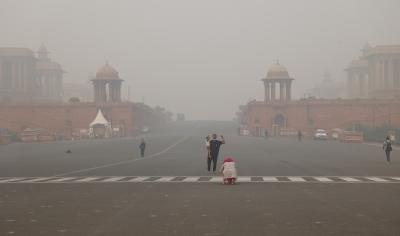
[50, 121, 202, 177]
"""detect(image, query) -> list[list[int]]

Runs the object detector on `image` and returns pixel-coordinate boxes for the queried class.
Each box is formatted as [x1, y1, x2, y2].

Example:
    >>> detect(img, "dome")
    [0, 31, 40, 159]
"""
[362, 41, 372, 51]
[95, 61, 120, 79]
[266, 60, 290, 78]
[324, 69, 331, 76]
[37, 43, 48, 53]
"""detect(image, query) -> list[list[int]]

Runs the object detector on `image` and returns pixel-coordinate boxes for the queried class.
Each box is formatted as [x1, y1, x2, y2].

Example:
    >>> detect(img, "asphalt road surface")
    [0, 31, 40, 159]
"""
[0, 121, 399, 236]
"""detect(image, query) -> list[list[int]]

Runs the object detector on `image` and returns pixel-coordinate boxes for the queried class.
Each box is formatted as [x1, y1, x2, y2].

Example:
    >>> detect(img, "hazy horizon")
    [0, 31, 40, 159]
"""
[1, 0, 399, 120]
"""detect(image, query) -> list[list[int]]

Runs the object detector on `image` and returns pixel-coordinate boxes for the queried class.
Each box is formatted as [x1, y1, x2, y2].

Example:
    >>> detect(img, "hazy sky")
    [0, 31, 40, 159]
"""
[1, 0, 400, 120]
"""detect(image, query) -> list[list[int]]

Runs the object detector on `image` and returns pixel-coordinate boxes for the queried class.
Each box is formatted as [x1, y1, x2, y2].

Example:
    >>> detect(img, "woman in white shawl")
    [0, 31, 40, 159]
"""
[220, 157, 238, 185]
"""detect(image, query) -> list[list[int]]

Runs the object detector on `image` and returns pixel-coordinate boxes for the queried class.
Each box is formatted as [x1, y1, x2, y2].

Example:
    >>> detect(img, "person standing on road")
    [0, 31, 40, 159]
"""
[208, 134, 225, 173]
[237, 127, 241, 136]
[298, 130, 302, 141]
[139, 138, 146, 157]
[206, 135, 211, 158]
[383, 136, 392, 163]
[264, 130, 268, 140]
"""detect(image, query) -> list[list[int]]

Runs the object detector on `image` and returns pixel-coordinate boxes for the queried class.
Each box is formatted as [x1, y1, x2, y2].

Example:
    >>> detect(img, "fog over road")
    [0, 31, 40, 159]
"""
[1, 121, 400, 235]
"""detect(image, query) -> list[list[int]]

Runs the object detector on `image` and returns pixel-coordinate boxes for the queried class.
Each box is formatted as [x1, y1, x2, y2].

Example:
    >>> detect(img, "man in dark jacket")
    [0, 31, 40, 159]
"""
[264, 130, 268, 140]
[383, 136, 392, 163]
[139, 138, 146, 157]
[298, 130, 302, 141]
[208, 134, 225, 173]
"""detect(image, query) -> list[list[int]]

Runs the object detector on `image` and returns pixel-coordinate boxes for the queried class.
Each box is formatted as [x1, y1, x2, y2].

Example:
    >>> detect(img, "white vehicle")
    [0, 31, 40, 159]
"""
[314, 129, 327, 140]
[140, 126, 149, 133]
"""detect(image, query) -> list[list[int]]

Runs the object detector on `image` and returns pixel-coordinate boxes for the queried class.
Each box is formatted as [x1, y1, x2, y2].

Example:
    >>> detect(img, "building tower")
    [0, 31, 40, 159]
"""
[91, 62, 124, 102]
[261, 61, 294, 102]
[35, 43, 65, 102]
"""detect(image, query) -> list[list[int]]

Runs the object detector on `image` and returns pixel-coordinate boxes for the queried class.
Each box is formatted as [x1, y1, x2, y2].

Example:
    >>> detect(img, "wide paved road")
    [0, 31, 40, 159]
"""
[1, 121, 399, 235]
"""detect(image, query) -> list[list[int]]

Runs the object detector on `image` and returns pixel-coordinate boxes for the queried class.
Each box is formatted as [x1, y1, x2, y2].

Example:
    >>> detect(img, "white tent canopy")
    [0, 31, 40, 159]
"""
[89, 109, 112, 138]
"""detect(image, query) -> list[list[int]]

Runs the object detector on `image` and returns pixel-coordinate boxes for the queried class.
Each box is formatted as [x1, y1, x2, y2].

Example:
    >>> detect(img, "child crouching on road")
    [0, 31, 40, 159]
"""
[220, 158, 238, 185]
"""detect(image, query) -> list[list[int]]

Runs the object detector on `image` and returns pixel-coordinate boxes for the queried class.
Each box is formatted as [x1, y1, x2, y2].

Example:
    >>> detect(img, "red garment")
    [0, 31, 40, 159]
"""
[222, 158, 233, 165]
[227, 178, 235, 184]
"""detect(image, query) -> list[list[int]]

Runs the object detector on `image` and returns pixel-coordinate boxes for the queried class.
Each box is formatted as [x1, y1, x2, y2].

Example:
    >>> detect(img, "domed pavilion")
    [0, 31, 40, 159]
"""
[91, 62, 124, 102]
[261, 61, 294, 102]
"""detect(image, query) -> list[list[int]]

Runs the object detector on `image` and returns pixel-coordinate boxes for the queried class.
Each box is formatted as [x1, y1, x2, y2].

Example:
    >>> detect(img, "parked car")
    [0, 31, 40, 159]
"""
[140, 126, 149, 133]
[314, 129, 327, 140]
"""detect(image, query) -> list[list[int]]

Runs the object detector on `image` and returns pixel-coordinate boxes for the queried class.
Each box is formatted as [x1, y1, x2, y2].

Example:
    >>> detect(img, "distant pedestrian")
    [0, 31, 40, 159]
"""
[208, 134, 225, 173]
[264, 130, 268, 140]
[298, 130, 302, 141]
[206, 135, 211, 158]
[383, 136, 392, 163]
[139, 138, 146, 157]
[220, 157, 238, 185]
[237, 127, 241, 136]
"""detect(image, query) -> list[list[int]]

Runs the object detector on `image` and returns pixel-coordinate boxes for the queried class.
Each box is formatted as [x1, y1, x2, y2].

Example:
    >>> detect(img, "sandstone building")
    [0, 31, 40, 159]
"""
[307, 70, 347, 99]
[0, 49, 169, 138]
[345, 42, 400, 99]
[237, 61, 400, 136]
[0, 44, 64, 102]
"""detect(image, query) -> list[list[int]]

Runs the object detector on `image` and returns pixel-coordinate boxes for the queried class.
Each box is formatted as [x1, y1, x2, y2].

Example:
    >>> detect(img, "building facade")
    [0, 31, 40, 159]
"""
[309, 70, 347, 99]
[237, 61, 400, 136]
[0, 62, 170, 138]
[345, 42, 400, 99]
[62, 72, 93, 102]
[0, 44, 65, 102]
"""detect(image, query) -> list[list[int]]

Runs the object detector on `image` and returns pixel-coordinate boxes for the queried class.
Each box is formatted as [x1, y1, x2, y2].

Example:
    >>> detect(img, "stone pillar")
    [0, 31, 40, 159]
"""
[52, 74, 57, 98]
[271, 81, 276, 101]
[389, 59, 394, 87]
[93, 81, 99, 102]
[11, 61, 16, 89]
[108, 82, 115, 102]
[100, 81, 105, 101]
[279, 81, 285, 101]
[286, 81, 292, 101]
[117, 82, 122, 102]
[0, 61, 3, 88]
[359, 72, 364, 96]
[263, 81, 270, 102]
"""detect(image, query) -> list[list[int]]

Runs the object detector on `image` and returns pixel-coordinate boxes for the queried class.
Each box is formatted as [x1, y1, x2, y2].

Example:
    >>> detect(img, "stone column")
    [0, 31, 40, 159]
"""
[0, 61, 3, 88]
[108, 82, 114, 102]
[263, 81, 270, 102]
[359, 72, 364, 96]
[279, 81, 285, 101]
[271, 81, 276, 101]
[389, 59, 394, 87]
[117, 82, 122, 102]
[11, 61, 16, 89]
[53, 74, 58, 98]
[286, 81, 292, 101]
[93, 81, 99, 102]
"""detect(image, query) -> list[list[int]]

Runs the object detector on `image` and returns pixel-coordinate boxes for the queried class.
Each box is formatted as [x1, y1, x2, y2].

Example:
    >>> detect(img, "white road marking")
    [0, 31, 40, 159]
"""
[262, 177, 278, 182]
[338, 177, 361, 182]
[209, 177, 223, 182]
[128, 177, 151, 182]
[183, 177, 200, 182]
[101, 177, 125, 182]
[75, 177, 102, 182]
[23, 178, 53, 182]
[0, 178, 26, 182]
[313, 177, 333, 182]
[239, 177, 251, 182]
[364, 177, 388, 182]
[287, 177, 306, 182]
[1, 176, 400, 183]
[48, 178, 76, 182]
[155, 177, 176, 182]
